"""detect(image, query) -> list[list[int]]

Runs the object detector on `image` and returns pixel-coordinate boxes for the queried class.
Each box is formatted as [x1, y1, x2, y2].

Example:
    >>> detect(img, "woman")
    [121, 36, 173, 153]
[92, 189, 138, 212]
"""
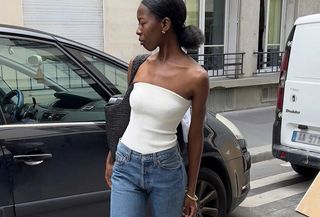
[105, 0, 208, 216]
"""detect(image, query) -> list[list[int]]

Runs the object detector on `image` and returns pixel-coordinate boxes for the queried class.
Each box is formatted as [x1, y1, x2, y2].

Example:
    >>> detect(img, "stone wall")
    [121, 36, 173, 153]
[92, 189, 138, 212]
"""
[297, 0, 320, 17]
[103, 0, 147, 62]
[0, 0, 23, 26]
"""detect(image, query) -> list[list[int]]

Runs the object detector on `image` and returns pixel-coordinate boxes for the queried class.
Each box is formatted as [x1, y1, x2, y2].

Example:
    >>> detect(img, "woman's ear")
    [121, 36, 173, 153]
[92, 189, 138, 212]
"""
[161, 17, 171, 33]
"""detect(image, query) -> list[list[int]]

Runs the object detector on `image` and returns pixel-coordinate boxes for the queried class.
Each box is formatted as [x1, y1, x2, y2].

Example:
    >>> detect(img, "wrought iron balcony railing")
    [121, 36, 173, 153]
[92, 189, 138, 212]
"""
[253, 51, 284, 75]
[189, 52, 245, 79]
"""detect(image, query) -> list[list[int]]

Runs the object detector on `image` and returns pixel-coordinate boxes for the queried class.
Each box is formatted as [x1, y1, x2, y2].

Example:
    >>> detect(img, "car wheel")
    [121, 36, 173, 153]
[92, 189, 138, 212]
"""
[196, 168, 227, 217]
[291, 163, 318, 177]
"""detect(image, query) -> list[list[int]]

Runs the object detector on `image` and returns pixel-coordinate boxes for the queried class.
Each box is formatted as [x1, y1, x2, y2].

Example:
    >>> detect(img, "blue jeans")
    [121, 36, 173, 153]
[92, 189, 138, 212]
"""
[110, 141, 187, 217]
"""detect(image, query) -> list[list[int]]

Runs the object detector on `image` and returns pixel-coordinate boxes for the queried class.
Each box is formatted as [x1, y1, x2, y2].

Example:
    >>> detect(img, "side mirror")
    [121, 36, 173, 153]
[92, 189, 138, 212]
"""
[28, 55, 44, 83]
[28, 55, 43, 66]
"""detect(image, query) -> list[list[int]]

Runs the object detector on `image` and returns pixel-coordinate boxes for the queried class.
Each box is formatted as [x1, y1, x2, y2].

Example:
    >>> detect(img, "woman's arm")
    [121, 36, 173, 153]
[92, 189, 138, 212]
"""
[186, 70, 209, 196]
[183, 68, 209, 217]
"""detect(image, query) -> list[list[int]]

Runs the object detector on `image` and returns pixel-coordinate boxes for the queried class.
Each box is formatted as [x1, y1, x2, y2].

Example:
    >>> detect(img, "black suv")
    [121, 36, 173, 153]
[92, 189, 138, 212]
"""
[0, 25, 250, 217]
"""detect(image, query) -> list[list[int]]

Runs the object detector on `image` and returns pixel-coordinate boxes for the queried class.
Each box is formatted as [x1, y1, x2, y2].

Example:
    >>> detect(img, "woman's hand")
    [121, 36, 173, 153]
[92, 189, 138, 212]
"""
[105, 151, 114, 188]
[182, 196, 197, 217]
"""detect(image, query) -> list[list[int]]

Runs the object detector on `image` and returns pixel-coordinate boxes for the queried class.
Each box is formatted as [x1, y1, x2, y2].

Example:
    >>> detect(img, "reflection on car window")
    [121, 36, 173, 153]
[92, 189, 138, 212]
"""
[0, 37, 107, 124]
[66, 47, 127, 94]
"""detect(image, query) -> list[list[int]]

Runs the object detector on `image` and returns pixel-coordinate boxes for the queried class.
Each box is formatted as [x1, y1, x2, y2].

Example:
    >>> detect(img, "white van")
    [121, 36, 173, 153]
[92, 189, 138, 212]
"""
[272, 14, 320, 176]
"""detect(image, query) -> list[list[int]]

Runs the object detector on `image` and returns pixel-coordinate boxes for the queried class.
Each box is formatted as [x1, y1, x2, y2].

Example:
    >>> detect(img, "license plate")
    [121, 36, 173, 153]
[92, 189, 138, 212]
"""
[292, 131, 320, 146]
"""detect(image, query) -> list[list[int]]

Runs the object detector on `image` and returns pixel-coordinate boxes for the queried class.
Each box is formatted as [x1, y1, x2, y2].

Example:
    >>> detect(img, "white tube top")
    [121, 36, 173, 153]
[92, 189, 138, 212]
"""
[121, 82, 191, 154]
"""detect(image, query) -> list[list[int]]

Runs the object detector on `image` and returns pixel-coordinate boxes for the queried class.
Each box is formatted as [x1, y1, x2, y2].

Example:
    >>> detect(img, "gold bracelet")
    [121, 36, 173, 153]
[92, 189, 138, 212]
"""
[186, 193, 198, 201]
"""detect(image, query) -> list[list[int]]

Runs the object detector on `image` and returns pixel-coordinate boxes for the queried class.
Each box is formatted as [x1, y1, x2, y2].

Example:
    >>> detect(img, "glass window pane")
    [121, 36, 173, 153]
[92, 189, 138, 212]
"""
[267, 45, 281, 66]
[268, 0, 282, 45]
[186, 0, 199, 27]
[205, 0, 225, 45]
[203, 46, 224, 70]
[78, 52, 127, 94]
[0, 37, 106, 124]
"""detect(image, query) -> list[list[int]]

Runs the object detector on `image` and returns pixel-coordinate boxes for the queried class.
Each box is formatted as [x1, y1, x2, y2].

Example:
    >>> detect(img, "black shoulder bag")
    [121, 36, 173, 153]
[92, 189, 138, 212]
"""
[105, 54, 149, 160]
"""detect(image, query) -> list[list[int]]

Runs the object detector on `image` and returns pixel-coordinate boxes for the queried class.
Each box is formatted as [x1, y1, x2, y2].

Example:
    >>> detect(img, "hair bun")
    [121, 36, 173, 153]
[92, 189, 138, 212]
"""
[178, 25, 205, 50]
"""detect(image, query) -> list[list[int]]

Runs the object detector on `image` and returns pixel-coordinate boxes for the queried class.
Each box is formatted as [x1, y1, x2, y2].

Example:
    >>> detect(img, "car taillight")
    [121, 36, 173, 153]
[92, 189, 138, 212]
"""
[277, 45, 290, 111]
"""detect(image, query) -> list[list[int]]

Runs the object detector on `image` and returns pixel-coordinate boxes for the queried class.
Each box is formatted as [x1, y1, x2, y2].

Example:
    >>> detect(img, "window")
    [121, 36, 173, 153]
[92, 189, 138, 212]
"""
[186, 0, 225, 53]
[267, 0, 282, 66]
[257, 0, 283, 71]
[186, 0, 200, 28]
[268, 0, 282, 53]
[204, 0, 225, 48]
[186, 0, 200, 56]
[66, 48, 128, 94]
[203, 0, 226, 72]
[0, 37, 107, 124]
[186, 0, 226, 72]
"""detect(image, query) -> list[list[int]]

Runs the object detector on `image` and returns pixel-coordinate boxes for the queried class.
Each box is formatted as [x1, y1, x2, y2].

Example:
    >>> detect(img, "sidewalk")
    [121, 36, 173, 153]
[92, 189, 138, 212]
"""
[220, 106, 275, 163]
[249, 145, 273, 163]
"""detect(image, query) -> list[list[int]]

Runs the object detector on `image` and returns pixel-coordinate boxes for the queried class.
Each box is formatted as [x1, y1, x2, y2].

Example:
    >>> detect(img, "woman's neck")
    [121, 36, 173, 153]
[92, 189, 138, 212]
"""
[157, 34, 185, 62]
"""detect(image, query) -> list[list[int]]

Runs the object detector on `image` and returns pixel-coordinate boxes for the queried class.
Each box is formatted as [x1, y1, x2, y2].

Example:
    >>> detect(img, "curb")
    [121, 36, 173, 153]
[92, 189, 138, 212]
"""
[249, 145, 274, 163]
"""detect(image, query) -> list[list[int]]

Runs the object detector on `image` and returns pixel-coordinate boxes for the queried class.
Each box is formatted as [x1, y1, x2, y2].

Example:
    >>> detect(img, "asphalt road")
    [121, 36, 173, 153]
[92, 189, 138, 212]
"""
[221, 106, 275, 149]
[222, 106, 317, 217]
[227, 158, 314, 217]
[221, 106, 276, 162]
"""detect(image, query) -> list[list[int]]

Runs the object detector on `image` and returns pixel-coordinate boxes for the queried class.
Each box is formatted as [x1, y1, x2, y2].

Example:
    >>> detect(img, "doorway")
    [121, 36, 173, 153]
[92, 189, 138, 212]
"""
[257, 0, 283, 69]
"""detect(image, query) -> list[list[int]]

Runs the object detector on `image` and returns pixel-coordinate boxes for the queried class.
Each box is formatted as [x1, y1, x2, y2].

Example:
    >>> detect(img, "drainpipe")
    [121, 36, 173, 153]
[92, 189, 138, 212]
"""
[294, 0, 299, 20]
[235, 0, 243, 77]
[236, 0, 241, 54]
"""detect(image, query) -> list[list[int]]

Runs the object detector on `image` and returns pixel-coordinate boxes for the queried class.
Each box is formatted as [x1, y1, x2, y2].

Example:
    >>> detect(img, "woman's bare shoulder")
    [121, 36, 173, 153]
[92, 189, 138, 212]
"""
[181, 59, 208, 98]
[185, 58, 208, 82]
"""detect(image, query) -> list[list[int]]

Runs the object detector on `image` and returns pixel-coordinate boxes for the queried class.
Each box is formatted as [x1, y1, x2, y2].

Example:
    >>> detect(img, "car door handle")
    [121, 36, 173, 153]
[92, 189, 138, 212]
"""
[298, 124, 308, 130]
[13, 153, 52, 166]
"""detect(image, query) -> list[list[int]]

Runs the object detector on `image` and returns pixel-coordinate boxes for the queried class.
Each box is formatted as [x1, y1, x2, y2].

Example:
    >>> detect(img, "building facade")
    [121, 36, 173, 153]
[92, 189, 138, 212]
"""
[1, 0, 320, 111]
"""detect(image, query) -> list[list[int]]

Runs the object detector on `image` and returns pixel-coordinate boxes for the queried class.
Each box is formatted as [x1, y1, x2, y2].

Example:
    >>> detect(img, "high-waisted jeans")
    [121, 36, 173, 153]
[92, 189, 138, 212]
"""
[110, 141, 187, 217]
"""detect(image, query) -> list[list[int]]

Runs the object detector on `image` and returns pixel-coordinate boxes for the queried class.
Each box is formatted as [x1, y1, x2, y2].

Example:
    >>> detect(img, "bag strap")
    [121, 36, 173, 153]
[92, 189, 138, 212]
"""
[128, 54, 150, 85]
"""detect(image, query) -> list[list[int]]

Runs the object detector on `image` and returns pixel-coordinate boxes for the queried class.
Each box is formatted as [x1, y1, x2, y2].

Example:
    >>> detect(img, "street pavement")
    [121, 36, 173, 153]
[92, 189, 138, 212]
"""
[227, 158, 311, 217]
[220, 106, 276, 163]
[222, 106, 316, 217]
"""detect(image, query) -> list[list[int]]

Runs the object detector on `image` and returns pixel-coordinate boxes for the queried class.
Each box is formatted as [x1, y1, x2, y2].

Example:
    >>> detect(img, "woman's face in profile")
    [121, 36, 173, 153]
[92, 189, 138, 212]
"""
[136, 4, 163, 51]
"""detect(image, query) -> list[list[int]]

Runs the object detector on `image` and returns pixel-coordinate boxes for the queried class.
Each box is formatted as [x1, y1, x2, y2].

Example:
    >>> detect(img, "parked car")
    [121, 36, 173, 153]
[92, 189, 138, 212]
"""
[0, 25, 250, 217]
[272, 14, 320, 177]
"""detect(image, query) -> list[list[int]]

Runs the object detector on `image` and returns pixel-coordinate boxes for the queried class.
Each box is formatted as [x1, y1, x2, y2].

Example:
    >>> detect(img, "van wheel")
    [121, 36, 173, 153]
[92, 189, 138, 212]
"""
[291, 163, 318, 177]
[196, 168, 227, 217]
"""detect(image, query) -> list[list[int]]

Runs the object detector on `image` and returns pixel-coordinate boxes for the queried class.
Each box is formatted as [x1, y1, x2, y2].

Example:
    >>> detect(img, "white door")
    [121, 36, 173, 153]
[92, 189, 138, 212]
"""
[23, 0, 104, 50]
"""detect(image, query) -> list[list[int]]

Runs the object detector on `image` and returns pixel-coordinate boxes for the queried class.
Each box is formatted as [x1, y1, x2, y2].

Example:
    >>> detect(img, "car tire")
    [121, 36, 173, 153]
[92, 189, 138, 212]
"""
[196, 168, 227, 217]
[291, 163, 318, 177]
